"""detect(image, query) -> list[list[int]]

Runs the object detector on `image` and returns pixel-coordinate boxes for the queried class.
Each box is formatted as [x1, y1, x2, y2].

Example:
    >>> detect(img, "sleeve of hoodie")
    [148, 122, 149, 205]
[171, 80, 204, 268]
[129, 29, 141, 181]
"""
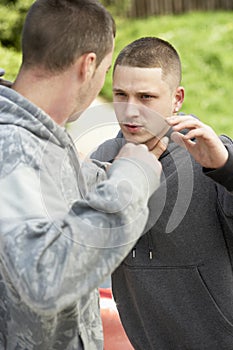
[0, 128, 160, 315]
[203, 135, 233, 192]
[203, 135, 233, 218]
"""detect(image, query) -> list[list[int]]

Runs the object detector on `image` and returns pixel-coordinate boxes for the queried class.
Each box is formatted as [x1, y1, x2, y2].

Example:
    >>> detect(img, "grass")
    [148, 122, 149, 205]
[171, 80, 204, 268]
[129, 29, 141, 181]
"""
[0, 10, 233, 136]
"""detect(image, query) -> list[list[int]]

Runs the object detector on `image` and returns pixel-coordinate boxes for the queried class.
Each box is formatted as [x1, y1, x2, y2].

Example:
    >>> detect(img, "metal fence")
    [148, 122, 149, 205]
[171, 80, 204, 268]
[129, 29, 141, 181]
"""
[128, 0, 233, 17]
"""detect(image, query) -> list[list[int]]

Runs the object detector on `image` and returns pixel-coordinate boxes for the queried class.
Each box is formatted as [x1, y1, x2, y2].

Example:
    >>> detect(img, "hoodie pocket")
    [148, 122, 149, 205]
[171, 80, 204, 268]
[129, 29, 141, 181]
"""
[195, 266, 233, 335]
[117, 264, 233, 349]
[217, 188, 233, 218]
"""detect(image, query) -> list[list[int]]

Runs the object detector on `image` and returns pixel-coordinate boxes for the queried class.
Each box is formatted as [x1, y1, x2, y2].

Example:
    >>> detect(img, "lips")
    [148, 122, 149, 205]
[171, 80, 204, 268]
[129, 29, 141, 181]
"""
[123, 123, 143, 133]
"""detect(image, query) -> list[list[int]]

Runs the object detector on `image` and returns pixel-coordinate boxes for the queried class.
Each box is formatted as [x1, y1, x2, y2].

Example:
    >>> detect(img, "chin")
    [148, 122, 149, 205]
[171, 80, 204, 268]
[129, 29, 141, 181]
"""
[124, 134, 149, 145]
[122, 128, 153, 145]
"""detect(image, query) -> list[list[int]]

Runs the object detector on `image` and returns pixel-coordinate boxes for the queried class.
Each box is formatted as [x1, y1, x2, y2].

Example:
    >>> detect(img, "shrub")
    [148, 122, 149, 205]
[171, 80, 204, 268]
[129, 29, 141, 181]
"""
[0, 0, 33, 50]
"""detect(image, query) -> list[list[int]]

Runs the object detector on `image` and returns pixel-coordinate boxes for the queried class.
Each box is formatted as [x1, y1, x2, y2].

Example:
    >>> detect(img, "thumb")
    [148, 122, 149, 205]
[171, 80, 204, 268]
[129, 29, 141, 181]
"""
[150, 136, 169, 159]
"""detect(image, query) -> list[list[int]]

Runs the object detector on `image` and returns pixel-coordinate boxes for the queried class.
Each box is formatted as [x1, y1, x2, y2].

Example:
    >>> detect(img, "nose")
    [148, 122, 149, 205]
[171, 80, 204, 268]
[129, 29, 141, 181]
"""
[124, 101, 140, 119]
[114, 100, 140, 124]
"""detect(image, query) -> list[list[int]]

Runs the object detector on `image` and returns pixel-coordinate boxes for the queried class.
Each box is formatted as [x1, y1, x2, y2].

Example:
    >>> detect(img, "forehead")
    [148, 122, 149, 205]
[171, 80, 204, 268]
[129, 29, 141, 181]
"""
[113, 65, 169, 91]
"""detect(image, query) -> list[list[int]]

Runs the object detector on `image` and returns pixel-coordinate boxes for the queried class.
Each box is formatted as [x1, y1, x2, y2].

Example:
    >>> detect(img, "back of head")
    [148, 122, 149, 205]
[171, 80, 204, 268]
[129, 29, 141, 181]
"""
[22, 0, 116, 73]
[114, 37, 182, 89]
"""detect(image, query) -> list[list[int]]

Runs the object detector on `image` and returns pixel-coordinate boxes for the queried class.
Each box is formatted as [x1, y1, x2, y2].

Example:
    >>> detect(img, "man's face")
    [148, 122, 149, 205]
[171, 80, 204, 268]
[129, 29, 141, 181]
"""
[113, 65, 179, 146]
[70, 45, 114, 122]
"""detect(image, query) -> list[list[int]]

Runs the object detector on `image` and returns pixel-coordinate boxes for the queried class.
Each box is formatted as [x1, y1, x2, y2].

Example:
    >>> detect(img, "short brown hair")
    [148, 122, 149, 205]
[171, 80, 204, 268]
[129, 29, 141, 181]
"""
[114, 37, 182, 88]
[22, 0, 116, 72]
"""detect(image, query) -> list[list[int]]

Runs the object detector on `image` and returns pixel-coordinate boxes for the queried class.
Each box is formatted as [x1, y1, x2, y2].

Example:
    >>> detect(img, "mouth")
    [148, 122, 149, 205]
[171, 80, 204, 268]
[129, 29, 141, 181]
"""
[123, 123, 143, 133]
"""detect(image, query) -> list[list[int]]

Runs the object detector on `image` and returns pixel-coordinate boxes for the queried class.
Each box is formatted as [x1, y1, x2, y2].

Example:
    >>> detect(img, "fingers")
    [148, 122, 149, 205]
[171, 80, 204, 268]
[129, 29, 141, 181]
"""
[117, 143, 161, 171]
[167, 115, 202, 132]
[167, 115, 214, 142]
[168, 115, 229, 168]
[150, 136, 169, 158]
[170, 131, 193, 150]
[116, 142, 148, 159]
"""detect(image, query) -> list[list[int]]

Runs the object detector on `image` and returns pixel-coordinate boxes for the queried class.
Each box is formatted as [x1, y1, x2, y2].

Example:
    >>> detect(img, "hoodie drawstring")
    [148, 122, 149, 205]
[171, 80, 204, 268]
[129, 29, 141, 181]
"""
[131, 230, 154, 260]
[132, 247, 136, 258]
[147, 231, 154, 260]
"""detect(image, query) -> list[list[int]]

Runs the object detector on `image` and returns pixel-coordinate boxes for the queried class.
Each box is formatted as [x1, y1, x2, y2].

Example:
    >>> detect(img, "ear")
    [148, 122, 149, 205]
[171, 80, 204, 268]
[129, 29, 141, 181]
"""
[173, 86, 185, 114]
[77, 52, 97, 82]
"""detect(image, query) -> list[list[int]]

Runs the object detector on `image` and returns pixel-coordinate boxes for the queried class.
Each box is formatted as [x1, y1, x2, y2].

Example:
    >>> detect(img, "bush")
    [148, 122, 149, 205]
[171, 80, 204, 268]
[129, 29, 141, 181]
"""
[0, 0, 33, 50]
[0, 44, 21, 81]
[100, 0, 131, 16]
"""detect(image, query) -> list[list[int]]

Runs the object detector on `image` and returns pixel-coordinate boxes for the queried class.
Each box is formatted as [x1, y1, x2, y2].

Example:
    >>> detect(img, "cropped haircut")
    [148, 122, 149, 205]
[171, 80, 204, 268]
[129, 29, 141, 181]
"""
[22, 0, 116, 72]
[113, 37, 182, 88]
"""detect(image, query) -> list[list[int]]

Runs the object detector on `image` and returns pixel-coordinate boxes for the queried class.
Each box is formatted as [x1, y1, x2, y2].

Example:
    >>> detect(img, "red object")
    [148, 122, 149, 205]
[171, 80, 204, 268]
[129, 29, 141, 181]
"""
[99, 288, 134, 350]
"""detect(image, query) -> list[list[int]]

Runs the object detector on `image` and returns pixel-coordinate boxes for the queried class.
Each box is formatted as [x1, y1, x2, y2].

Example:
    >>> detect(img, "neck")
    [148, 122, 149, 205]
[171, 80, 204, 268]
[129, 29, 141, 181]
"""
[12, 66, 79, 126]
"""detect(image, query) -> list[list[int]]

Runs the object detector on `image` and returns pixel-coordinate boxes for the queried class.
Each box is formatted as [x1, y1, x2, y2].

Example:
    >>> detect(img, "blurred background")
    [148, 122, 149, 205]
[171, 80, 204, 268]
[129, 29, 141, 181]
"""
[0, 0, 233, 137]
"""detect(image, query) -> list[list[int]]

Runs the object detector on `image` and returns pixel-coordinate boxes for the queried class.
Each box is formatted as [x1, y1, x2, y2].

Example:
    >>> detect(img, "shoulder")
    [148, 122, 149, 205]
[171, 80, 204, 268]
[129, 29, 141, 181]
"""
[0, 124, 42, 178]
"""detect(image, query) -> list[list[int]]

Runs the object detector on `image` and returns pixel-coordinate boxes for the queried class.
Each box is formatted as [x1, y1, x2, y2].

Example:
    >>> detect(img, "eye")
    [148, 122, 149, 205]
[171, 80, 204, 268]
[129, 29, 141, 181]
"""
[141, 94, 154, 100]
[113, 91, 127, 98]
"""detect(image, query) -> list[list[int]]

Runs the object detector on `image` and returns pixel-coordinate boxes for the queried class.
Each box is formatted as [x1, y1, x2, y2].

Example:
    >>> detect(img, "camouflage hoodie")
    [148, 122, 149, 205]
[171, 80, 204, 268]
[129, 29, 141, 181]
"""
[0, 86, 159, 349]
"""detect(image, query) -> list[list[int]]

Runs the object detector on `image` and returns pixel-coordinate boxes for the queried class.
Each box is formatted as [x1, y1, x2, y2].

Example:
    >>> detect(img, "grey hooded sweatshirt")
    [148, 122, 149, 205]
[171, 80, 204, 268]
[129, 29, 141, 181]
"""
[92, 130, 233, 350]
[0, 86, 160, 350]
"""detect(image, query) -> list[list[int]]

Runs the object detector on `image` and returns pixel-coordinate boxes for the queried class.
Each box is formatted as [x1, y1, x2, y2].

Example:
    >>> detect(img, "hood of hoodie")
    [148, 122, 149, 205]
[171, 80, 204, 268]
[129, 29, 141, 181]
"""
[0, 85, 71, 148]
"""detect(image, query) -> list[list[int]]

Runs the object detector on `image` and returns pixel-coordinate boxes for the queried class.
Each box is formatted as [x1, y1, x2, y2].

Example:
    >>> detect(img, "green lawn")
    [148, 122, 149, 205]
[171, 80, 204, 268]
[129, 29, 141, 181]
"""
[1, 10, 233, 136]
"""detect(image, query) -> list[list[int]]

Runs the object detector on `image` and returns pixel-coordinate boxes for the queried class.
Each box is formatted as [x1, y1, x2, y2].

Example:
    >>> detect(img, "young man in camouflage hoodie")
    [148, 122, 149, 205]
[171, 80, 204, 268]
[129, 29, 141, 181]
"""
[0, 3, 163, 349]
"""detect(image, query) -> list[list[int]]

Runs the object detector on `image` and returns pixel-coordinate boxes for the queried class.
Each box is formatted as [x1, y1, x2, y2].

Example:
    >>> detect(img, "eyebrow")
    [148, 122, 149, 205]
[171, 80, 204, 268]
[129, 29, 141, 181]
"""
[112, 88, 124, 92]
[113, 88, 159, 95]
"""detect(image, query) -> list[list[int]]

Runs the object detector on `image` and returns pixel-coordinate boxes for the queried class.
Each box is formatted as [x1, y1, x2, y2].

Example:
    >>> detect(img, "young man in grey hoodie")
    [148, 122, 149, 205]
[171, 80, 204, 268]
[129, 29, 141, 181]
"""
[0, 3, 163, 349]
[92, 37, 233, 349]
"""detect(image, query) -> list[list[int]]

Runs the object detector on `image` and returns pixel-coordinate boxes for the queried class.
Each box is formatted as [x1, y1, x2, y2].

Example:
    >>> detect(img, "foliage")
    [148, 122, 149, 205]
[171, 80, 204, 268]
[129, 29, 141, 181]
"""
[0, 5, 232, 136]
[100, 0, 131, 16]
[0, 44, 21, 81]
[0, 0, 33, 50]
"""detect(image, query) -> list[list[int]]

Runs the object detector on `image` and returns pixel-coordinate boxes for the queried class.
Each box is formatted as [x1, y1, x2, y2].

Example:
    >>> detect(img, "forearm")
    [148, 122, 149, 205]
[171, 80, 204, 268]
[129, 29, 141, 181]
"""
[0, 158, 159, 314]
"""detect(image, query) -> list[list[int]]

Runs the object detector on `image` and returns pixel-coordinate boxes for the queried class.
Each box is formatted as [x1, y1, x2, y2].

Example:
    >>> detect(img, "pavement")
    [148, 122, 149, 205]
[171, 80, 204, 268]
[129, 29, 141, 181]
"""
[68, 98, 119, 156]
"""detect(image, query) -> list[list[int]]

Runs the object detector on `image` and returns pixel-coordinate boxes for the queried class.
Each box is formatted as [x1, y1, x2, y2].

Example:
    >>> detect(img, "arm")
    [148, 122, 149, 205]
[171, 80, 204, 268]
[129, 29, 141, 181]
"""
[0, 139, 161, 315]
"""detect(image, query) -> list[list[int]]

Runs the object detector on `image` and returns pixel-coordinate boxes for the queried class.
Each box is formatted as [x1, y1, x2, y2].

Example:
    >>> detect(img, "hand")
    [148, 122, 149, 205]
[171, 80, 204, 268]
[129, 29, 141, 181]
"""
[166, 115, 228, 169]
[116, 142, 162, 175]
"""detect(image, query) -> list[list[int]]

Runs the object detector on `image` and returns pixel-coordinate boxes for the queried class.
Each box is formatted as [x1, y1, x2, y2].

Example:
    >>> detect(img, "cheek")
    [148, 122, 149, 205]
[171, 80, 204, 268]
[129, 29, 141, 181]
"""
[152, 101, 173, 118]
[101, 69, 108, 86]
[114, 103, 127, 122]
[97, 75, 105, 91]
[94, 69, 106, 91]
